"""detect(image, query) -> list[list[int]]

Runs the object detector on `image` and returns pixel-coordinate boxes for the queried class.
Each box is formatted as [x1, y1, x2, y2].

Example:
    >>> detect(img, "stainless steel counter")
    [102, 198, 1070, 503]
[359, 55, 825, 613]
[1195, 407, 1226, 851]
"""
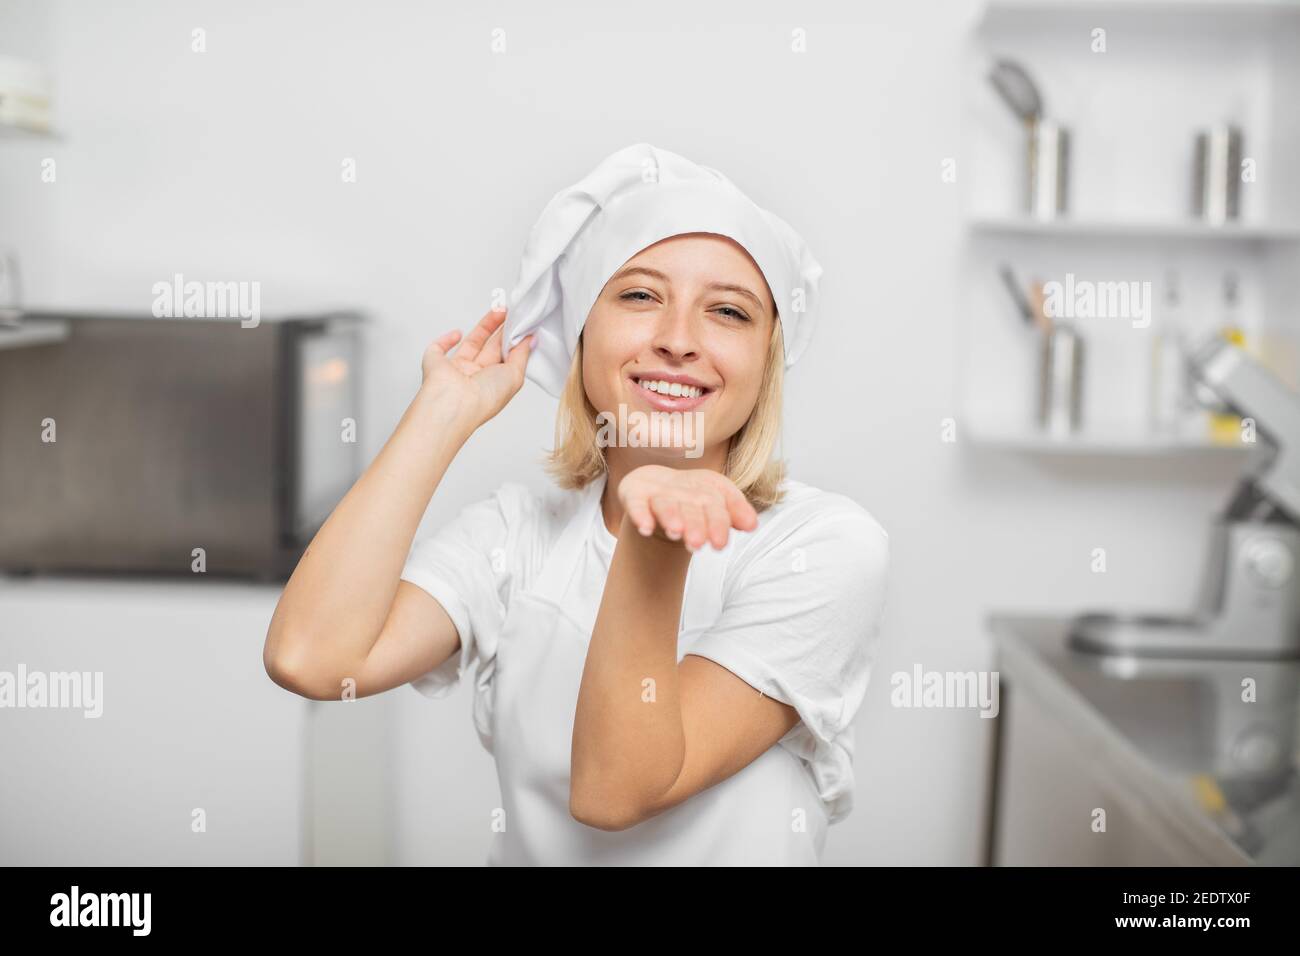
[987, 613, 1300, 866]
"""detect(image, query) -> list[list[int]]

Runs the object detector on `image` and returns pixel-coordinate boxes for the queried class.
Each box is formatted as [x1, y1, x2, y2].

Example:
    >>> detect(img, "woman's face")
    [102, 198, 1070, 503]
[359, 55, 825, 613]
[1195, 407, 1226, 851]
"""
[581, 233, 776, 463]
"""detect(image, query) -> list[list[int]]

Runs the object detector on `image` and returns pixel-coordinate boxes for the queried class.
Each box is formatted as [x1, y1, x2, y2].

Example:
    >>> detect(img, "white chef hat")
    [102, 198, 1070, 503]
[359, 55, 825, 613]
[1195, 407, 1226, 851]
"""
[501, 142, 824, 398]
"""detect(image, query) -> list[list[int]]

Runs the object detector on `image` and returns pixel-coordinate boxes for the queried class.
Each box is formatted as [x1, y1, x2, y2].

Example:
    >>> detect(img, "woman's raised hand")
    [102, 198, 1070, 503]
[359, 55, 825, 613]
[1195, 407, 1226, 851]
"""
[421, 308, 535, 427]
[618, 465, 759, 553]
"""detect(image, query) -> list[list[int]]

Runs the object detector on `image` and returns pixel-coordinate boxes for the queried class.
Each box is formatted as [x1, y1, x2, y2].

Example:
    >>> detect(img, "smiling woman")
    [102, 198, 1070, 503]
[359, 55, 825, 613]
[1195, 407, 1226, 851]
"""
[263, 143, 890, 867]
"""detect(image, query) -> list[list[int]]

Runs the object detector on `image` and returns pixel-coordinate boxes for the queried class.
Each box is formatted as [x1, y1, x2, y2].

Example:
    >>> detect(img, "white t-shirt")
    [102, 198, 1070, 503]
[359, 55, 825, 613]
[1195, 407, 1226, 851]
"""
[400, 474, 889, 864]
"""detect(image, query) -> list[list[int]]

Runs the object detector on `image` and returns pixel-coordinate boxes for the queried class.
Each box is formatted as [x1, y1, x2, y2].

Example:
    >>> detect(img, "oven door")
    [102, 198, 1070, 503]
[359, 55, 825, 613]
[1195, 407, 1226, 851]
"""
[284, 315, 363, 548]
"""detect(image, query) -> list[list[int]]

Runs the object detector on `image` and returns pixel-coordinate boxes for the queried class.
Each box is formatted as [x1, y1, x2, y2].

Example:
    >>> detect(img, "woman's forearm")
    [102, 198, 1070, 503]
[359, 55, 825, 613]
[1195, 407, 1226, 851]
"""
[570, 520, 693, 827]
[264, 384, 478, 686]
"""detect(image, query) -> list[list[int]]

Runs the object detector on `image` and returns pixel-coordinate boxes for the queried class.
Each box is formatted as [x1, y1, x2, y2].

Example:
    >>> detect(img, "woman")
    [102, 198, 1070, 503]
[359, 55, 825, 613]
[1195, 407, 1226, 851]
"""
[264, 144, 890, 865]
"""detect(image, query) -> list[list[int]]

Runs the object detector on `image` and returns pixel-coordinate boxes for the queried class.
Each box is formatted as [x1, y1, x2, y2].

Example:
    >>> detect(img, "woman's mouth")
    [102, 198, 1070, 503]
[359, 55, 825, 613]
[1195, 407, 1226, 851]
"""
[629, 375, 715, 412]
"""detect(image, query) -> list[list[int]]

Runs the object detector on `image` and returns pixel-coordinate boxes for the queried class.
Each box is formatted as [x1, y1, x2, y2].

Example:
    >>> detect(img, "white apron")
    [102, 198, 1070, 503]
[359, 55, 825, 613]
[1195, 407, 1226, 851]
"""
[484, 475, 828, 866]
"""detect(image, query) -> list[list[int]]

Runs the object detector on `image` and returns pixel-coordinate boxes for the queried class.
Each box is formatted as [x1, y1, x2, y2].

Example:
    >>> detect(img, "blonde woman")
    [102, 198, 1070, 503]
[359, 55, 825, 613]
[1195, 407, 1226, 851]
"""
[264, 144, 889, 865]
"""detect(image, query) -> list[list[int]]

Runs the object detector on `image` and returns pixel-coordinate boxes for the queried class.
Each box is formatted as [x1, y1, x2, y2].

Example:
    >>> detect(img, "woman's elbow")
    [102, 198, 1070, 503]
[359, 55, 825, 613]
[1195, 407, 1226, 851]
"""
[264, 644, 308, 698]
[263, 638, 335, 701]
[568, 782, 648, 832]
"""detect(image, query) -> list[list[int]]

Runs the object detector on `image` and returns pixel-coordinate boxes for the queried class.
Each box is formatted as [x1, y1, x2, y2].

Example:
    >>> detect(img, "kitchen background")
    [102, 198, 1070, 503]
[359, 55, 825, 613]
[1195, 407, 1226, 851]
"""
[2, 0, 1298, 865]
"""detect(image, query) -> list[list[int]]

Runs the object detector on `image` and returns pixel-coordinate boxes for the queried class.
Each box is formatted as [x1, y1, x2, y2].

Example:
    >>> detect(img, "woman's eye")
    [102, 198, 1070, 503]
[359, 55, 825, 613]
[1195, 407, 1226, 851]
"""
[618, 290, 748, 322]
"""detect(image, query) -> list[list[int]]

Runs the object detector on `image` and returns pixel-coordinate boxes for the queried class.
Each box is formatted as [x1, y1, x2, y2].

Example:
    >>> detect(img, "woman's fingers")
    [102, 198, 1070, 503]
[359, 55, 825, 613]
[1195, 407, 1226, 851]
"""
[649, 494, 684, 541]
[683, 493, 731, 552]
[719, 480, 759, 532]
[472, 313, 535, 372]
[454, 308, 507, 364]
[624, 495, 657, 537]
[426, 328, 462, 359]
[475, 322, 506, 369]
[704, 496, 732, 551]
[620, 470, 756, 551]
[678, 500, 708, 551]
[503, 330, 536, 379]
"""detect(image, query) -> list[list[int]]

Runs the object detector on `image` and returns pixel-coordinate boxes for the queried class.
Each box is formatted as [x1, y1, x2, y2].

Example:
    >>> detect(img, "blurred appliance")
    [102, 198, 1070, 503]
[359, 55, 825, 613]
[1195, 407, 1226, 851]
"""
[1071, 336, 1300, 658]
[0, 311, 363, 580]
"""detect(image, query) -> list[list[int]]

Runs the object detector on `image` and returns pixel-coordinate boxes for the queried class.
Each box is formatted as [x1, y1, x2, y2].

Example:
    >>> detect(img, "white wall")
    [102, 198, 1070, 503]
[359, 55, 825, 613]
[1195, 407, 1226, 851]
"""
[0, 0, 1255, 865]
[0, 579, 308, 865]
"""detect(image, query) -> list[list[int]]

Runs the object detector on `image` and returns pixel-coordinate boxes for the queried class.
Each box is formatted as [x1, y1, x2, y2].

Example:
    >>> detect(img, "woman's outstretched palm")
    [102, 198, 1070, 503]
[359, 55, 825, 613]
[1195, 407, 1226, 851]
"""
[422, 308, 535, 426]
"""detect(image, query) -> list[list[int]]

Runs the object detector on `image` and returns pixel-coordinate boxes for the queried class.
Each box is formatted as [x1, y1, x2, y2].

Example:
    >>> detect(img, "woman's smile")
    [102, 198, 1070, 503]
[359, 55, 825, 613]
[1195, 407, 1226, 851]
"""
[627, 371, 716, 412]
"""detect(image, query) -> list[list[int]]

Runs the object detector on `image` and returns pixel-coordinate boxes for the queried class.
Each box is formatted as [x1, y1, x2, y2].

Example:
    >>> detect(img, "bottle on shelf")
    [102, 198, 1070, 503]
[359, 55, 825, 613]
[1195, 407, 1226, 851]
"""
[1206, 272, 1247, 446]
[1148, 271, 1195, 439]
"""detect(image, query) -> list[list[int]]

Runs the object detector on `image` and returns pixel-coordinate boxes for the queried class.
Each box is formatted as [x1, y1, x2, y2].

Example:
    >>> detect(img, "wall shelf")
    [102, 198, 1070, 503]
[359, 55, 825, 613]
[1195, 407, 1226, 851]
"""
[970, 216, 1300, 243]
[979, 0, 1300, 33]
[959, 0, 1300, 459]
[0, 123, 57, 141]
[966, 426, 1254, 455]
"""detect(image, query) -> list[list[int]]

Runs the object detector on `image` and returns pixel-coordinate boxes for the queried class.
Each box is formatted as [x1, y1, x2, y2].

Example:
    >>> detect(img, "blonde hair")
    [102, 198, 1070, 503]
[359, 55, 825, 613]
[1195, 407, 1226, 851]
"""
[541, 315, 788, 512]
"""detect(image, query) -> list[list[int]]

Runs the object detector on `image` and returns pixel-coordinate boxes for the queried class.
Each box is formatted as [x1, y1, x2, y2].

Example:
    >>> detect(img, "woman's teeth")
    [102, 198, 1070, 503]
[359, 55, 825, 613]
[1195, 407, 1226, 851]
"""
[635, 378, 706, 399]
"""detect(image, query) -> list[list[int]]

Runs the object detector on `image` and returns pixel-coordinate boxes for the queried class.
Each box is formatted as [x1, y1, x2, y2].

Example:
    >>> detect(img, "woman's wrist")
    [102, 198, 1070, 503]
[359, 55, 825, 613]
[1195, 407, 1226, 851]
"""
[408, 382, 482, 446]
[618, 512, 696, 558]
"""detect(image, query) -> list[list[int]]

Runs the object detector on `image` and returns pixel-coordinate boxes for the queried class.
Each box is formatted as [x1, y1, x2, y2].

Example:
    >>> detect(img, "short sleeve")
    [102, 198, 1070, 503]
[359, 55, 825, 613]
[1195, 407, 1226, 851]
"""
[400, 483, 526, 752]
[685, 498, 889, 824]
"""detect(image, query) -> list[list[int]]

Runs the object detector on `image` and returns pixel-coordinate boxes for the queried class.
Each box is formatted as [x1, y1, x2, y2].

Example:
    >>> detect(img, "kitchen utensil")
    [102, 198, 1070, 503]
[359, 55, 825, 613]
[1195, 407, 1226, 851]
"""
[998, 264, 1052, 333]
[987, 59, 1069, 219]
[988, 59, 1042, 122]
[1028, 120, 1069, 219]
[998, 263, 1035, 325]
[1029, 279, 1050, 333]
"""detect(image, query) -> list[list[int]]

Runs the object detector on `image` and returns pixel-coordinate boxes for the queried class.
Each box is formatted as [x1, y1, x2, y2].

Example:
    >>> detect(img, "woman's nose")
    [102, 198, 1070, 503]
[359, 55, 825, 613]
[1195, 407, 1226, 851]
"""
[650, 305, 700, 361]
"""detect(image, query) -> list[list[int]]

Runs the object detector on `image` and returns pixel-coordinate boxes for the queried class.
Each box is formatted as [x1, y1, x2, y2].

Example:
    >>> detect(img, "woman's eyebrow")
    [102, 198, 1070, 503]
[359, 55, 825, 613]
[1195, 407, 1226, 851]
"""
[706, 282, 763, 309]
[610, 266, 669, 284]
[611, 267, 764, 310]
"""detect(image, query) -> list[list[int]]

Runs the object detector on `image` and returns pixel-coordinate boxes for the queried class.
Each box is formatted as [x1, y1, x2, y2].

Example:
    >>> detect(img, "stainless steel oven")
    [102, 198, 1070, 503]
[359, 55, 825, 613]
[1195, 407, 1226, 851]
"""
[0, 311, 363, 580]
